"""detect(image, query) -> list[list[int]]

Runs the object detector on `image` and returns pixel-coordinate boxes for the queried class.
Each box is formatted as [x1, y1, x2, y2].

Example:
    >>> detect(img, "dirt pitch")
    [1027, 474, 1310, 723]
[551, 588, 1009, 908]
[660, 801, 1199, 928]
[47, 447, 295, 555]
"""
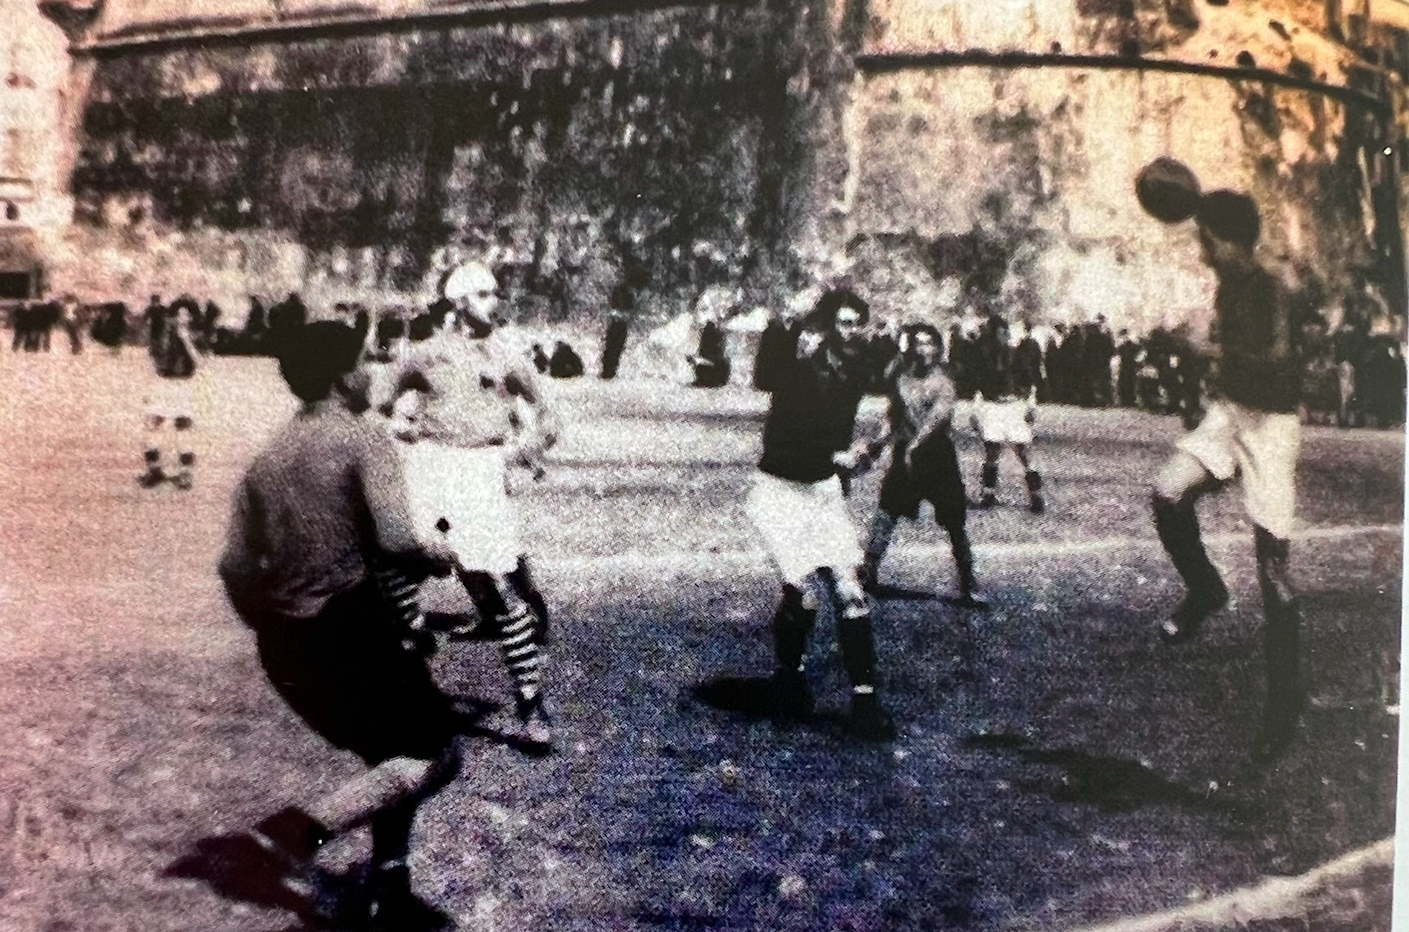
[0, 352, 1401, 932]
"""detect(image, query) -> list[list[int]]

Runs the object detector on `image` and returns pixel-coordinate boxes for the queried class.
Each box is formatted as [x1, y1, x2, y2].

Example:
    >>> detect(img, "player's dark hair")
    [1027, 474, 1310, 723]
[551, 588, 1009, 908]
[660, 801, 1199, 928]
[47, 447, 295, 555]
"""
[1196, 190, 1260, 247]
[408, 313, 436, 342]
[807, 287, 870, 330]
[902, 321, 944, 358]
[463, 311, 495, 340]
[278, 321, 363, 403]
[427, 297, 455, 329]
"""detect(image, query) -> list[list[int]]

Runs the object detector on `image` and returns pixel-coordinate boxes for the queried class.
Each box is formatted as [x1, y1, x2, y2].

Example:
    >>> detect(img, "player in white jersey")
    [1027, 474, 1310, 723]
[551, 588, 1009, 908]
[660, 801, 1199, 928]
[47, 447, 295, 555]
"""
[386, 262, 559, 753]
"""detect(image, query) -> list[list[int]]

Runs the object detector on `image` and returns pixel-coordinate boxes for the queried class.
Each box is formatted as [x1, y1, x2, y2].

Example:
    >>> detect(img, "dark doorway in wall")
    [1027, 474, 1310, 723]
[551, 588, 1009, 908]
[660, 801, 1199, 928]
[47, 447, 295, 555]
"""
[0, 272, 33, 299]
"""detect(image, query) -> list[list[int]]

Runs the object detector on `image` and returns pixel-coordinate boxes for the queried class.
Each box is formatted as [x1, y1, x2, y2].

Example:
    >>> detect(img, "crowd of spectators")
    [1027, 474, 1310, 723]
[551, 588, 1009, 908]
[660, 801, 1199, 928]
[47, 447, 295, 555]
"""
[6, 287, 1406, 429]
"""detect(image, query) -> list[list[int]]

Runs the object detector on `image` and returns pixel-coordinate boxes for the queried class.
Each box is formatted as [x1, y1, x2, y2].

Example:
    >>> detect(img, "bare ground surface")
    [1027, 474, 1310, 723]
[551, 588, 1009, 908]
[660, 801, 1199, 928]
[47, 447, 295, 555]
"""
[0, 353, 1401, 932]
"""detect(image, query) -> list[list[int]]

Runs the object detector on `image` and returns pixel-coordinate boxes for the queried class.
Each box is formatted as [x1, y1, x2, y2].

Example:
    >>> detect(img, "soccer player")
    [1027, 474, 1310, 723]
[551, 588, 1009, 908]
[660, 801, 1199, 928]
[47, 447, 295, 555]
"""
[745, 287, 895, 741]
[970, 310, 1044, 514]
[138, 301, 199, 490]
[1151, 189, 1305, 761]
[218, 321, 461, 931]
[861, 322, 985, 607]
[387, 260, 559, 752]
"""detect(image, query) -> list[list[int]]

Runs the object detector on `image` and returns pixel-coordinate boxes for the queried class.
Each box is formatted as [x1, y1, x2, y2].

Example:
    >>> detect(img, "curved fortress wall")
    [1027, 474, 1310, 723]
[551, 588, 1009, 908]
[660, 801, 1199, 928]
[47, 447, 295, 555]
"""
[44, 0, 1409, 328]
[830, 0, 1407, 332]
[52, 0, 827, 314]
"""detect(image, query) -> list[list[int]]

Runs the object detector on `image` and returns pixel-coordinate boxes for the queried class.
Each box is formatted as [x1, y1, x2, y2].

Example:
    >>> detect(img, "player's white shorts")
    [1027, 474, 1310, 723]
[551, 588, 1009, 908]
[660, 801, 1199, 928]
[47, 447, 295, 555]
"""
[1177, 399, 1300, 539]
[975, 398, 1034, 446]
[398, 441, 521, 574]
[143, 376, 195, 425]
[746, 471, 862, 586]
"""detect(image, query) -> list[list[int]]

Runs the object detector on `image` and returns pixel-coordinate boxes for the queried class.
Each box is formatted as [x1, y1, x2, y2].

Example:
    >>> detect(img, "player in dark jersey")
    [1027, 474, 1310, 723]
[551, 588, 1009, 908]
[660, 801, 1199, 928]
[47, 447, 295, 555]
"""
[860, 322, 984, 607]
[743, 288, 895, 741]
[1151, 190, 1305, 761]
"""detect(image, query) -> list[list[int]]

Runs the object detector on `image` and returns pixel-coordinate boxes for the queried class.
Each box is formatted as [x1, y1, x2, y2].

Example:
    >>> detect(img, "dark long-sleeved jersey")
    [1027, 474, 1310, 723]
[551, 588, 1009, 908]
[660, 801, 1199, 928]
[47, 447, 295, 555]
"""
[755, 322, 874, 483]
[1213, 264, 1300, 413]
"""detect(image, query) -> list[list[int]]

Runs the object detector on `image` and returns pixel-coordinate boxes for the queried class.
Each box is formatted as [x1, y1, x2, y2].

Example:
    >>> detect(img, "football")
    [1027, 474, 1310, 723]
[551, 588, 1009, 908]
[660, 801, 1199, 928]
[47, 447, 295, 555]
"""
[1135, 156, 1202, 224]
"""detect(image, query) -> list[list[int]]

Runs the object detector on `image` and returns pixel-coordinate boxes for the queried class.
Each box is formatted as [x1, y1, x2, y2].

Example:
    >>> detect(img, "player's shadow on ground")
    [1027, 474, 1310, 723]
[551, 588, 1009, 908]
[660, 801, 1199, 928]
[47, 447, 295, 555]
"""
[964, 733, 1262, 818]
[162, 700, 508, 928]
[162, 833, 341, 931]
[690, 676, 852, 733]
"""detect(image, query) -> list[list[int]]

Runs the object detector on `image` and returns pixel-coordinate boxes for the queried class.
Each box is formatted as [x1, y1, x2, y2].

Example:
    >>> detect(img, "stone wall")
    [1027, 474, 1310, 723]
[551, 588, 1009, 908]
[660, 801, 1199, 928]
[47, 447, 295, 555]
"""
[52, 0, 833, 316]
[40, 0, 1409, 331]
[825, 0, 1407, 332]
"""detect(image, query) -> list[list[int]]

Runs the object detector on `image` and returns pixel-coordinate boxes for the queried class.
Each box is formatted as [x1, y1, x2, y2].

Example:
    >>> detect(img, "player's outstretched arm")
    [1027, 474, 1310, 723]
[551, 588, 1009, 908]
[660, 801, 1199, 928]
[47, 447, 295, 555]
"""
[504, 357, 558, 477]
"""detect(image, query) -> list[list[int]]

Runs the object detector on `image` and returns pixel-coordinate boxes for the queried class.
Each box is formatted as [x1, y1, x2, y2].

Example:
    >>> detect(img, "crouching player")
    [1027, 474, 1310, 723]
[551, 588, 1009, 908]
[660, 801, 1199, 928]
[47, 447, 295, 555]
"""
[389, 261, 559, 753]
[744, 288, 895, 741]
[861, 322, 985, 607]
[218, 321, 461, 931]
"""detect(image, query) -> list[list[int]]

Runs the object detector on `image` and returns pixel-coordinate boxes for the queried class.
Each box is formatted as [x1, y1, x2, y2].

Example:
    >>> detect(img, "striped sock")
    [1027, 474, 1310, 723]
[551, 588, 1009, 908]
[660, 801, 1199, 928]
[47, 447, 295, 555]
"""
[372, 561, 426, 636]
[497, 604, 543, 700]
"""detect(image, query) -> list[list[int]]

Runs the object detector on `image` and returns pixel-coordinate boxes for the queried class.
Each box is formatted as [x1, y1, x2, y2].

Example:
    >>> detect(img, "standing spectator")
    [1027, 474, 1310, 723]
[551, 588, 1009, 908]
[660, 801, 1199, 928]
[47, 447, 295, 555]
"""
[1057, 321, 1085, 405]
[29, 300, 56, 352]
[59, 293, 84, 354]
[1082, 315, 1116, 407]
[690, 316, 731, 387]
[143, 295, 166, 346]
[1011, 320, 1045, 407]
[600, 289, 631, 380]
[1116, 329, 1140, 407]
[1333, 310, 1368, 427]
[242, 296, 269, 355]
[10, 302, 30, 352]
[202, 300, 222, 352]
[1358, 326, 1407, 428]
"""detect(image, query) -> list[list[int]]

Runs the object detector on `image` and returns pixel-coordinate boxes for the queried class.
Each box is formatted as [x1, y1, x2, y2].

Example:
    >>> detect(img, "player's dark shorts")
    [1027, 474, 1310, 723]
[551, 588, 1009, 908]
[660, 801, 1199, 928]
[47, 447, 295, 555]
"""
[878, 431, 967, 525]
[253, 577, 456, 765]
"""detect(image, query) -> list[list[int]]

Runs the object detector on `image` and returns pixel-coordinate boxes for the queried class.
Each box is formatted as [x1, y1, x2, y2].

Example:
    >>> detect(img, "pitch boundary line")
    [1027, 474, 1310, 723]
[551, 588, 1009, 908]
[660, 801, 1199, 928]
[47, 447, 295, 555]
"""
[542, 523, 1403, 576]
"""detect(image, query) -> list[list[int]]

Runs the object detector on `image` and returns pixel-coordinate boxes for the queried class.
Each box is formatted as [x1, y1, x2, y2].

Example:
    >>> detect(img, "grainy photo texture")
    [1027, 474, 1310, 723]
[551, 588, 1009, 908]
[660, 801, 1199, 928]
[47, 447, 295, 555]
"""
[0, 0, 1405, 930]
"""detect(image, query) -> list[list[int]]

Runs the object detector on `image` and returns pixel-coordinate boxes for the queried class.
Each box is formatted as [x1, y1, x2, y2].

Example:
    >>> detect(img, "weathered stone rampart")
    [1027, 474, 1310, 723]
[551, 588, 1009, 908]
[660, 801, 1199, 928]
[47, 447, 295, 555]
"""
[37, 0, 1409, 331]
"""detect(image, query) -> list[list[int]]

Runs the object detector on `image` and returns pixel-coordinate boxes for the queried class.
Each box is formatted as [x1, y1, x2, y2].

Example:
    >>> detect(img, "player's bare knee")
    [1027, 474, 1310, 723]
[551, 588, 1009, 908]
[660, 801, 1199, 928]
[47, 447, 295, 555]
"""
[377, 756, 438, 796]
[797, 575, 824, 612]
[1153, 454, 1207, 506]
[830, 571, 867, 612]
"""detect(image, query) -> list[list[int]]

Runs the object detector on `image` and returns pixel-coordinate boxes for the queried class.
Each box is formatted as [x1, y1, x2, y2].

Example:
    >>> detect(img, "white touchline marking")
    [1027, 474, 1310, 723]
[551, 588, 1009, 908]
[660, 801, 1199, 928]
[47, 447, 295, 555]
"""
[541, 524, 1403, 576]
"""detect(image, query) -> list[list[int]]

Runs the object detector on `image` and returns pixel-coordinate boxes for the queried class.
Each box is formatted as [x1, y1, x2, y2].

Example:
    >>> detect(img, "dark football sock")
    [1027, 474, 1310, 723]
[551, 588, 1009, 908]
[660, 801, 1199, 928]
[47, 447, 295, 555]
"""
[772, 585, 816, 674]
[1152, 493, 1225, 599]
[837, 603, 878, 693]
[370, 805, 414, 875]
